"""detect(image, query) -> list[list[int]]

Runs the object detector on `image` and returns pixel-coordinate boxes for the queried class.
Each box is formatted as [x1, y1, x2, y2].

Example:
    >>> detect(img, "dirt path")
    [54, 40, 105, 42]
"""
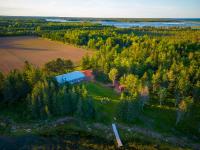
[8, 117, 200, 150]
[118, 124, 200, 150]
[48, 117, 200, 149]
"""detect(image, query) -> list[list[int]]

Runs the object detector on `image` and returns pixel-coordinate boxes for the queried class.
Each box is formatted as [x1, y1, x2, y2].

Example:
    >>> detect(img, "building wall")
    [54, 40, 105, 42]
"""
[55, 71, 86, 85]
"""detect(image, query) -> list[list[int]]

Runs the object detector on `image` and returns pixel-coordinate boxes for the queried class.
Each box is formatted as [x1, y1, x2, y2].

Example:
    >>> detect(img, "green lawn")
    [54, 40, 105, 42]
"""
[84, 82, 120, 123]
[84, 81, 119, 100]
[142, 105, 177, 134]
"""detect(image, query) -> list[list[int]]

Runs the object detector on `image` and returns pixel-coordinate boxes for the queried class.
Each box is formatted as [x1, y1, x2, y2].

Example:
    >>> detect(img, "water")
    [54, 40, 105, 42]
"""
[46, 19, 82, 23]
[99, 21, 200, 28]
[46, 18, 200, 28]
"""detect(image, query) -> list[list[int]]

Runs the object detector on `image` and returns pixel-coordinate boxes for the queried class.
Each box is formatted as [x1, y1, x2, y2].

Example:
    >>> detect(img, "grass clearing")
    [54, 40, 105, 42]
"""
[84, 82, 120, 123]
[143, 105, 177, 134]
[84, 82, 119, 100]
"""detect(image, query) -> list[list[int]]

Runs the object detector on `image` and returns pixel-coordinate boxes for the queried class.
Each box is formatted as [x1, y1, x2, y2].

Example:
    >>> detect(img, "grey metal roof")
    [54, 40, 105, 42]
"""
[55, 71, 86, 84]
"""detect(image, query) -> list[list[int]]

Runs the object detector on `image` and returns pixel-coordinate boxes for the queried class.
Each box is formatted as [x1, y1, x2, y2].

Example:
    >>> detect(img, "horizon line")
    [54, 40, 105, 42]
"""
[0, 15, 200, 19]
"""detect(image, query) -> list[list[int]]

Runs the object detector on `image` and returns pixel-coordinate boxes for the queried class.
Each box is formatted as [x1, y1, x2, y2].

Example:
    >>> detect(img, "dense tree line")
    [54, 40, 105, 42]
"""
[0, 17, 44, 36]
[0, 17, 110, 36]
[27, 79, 96, 119]
[0, 60, 96, 120]
[44, 58, 74, 75]
[86, 30, 200, 126]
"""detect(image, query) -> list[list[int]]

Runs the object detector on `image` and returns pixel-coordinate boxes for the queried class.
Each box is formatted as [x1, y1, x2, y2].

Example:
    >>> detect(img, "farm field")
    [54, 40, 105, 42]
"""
[0, 36, 93, 73]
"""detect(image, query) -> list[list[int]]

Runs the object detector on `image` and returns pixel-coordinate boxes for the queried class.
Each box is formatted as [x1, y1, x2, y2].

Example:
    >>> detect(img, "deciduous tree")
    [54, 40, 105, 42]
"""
[108, 68, 118, 86]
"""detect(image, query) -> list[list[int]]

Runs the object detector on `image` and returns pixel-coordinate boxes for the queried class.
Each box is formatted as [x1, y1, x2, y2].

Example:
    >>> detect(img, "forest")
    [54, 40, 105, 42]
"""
[0, 17, 200, 149]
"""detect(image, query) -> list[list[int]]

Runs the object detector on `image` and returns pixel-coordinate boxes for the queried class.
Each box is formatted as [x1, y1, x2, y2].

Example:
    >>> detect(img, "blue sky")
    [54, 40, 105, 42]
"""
[0, 0, 199, 18]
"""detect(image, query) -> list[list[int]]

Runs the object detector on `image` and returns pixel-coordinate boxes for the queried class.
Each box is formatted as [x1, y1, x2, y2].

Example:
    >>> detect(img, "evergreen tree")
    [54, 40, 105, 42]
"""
[3, 70, 30, 104]
[87, 39, 96, 49]
[117, 99, 141, 122]
[0, 72, 4, 102]
[158, 87, 167, 106]
[23, 61, 42, 88]
[81, 54, 91, 70]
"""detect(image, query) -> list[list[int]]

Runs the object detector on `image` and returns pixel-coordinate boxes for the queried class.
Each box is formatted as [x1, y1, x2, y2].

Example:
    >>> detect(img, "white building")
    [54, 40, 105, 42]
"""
[55, 71, 86, 84]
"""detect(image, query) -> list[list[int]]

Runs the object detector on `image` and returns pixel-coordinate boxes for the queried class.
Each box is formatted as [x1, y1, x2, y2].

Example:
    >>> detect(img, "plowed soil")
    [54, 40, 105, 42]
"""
[0, 36, 93, 73]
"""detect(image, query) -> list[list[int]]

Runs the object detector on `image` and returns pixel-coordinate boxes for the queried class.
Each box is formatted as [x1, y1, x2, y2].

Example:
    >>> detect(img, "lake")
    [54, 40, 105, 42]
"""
[99, 21, 200, 28]
[46, 19, 200, 28]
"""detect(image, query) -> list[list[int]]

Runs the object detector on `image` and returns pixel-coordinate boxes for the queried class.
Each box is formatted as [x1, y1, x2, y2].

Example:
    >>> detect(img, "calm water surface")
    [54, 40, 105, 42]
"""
[46, 19, 200, 28]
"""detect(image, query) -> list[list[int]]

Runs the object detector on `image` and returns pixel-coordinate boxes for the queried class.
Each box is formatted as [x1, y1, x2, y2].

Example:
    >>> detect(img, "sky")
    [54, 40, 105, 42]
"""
[0, 0, 199, 18]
